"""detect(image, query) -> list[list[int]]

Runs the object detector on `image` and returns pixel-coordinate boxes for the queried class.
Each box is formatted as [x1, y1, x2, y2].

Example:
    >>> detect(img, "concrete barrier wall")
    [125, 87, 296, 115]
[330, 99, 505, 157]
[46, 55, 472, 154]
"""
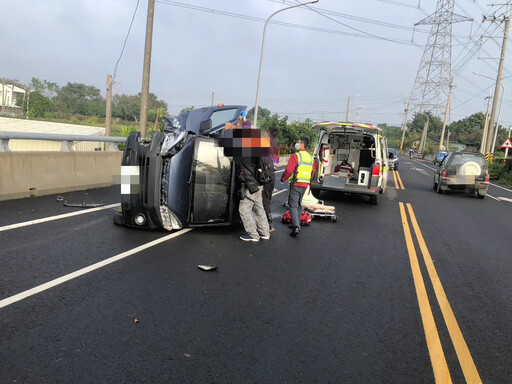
[0, 153, 292, 201]
[0, 152, 122, 201]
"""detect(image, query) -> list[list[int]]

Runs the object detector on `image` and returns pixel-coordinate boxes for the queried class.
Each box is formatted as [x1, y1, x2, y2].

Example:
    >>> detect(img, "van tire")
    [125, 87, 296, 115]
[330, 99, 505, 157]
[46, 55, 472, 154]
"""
[369, 194, 379, 205]
[311, 188, 321, 198]
[476, 189, 485, 199]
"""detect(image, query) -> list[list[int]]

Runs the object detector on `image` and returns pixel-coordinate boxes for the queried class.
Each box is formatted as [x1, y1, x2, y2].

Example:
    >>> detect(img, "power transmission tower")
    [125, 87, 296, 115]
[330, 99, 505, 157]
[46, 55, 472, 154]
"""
[408, 0, 471, 117]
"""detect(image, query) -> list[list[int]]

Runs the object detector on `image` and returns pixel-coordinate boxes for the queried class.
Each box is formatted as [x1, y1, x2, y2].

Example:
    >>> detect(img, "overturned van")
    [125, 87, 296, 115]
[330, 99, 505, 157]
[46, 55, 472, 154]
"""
[310, 122, 389, 205]
[113, 105, 247, 230]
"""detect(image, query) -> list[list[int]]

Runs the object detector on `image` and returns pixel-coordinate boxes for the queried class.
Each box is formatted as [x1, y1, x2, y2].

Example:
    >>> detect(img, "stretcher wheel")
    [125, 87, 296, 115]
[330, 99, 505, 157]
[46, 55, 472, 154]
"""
[331, 215, 338, 223]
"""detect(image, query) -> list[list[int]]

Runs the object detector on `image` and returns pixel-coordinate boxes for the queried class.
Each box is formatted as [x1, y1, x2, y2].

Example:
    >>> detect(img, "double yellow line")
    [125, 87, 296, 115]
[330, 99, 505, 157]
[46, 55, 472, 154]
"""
[392, 169, 405, 190]
[399, 202, 482, 384]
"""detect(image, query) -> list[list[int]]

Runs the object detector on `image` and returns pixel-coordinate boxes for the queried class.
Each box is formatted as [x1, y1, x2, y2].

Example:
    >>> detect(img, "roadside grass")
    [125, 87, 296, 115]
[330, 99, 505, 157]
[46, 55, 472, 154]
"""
[488, 155, 512, 187]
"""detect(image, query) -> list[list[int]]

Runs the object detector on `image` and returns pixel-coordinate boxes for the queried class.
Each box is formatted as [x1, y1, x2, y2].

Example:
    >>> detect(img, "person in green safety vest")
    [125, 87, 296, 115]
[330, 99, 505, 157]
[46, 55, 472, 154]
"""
[280, 137, 317, 237]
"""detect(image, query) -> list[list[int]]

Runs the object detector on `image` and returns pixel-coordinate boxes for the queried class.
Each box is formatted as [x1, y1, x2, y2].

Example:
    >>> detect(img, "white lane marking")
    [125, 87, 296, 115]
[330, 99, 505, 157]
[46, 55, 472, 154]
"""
[487, 194, 500, 201]
[412, 167, 430, 175]
[0, 187, 290, 309]
[2, 181, 290, 234]
[496, 196, 512, 202]
[0, 203, 121, 233]
[272, 189, 287, 196]
[414, 162, 437, 172]
[490, 182, 512, 193]
[0, 229, 193, 310]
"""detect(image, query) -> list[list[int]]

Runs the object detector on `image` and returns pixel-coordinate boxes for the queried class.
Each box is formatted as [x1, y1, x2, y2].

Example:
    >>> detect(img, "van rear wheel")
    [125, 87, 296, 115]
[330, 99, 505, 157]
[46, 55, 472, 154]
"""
[436, 181, 444, 194]
[369, 194, 379, 205]
[476, 189, 485, 199]
[311, 188, 321, 198]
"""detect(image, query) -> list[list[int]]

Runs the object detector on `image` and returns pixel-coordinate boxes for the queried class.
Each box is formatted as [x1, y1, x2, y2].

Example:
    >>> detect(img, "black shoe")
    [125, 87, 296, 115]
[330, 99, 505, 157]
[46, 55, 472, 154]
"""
[290, 226, 300, 237]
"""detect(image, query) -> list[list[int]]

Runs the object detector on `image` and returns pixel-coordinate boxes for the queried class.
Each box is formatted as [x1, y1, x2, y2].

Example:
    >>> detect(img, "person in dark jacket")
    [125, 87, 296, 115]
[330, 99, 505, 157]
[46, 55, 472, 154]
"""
[236, 156, 271, 241]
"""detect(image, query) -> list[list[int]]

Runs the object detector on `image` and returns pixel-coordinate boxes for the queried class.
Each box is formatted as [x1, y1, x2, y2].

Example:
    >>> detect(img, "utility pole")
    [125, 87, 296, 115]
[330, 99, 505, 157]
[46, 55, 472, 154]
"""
[417, 111, 429, 158]
[484, 14, 510, 154]
[439, 76, 454, 150]
[345, 95, 351, 121]
[139, 0, 155, 140]
[26, 89, 30, 119]
[418, 120, 428, 158]
[105, 74, 113, 150]
[106, 74, 113, 137]
[1, 79, 5, 113]
[505, 126, 512, 159]
[211, 92, 215, 106]
[480, 91, 492, 154]
[399, 98, 411, 154]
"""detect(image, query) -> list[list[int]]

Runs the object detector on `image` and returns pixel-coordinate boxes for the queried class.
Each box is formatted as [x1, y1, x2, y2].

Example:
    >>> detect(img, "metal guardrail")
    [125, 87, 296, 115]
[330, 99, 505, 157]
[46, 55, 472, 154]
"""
[0, 131, 127, 152]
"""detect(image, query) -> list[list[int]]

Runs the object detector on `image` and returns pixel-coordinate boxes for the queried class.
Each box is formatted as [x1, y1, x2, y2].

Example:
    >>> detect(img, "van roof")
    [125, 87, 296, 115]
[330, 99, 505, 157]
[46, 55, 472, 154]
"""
[313, 122, 382, 132]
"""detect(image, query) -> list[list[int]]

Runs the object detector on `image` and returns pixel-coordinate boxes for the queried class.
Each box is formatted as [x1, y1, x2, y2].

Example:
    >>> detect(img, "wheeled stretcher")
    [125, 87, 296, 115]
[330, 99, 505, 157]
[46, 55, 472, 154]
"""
[304, 201, 338, 222]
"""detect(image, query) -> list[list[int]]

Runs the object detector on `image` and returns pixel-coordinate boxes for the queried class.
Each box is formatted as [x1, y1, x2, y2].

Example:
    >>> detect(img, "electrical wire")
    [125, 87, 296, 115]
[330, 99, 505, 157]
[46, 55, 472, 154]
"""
[156, 0, 419, 46]
[269, 0, 433, 35]
[113, 0, 140, 80]
[376, 0, 420, 9]
[452, 84, 493, 110]
[292, 0, 419, 46]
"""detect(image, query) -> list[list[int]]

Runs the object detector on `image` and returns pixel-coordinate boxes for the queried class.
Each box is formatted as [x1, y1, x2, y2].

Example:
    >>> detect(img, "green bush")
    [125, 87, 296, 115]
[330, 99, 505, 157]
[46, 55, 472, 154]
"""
[499, 171, 512, 185]
[87, 117, 99, 125]
[488, 161, 506, 180]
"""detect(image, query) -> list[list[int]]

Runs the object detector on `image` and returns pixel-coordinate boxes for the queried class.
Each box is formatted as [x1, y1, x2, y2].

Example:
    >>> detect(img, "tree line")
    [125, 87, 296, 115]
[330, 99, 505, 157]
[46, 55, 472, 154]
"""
[379, 111, 509, 154]
[15, 77, 168, 124]
[8, 77, 508, 155]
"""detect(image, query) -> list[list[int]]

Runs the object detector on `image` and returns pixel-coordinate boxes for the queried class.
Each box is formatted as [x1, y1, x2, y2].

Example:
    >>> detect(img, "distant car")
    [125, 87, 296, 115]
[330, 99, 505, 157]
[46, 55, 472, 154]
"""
[433, 150, 449, 165]
[388, 148, 399, 170]
[433, 151, 489, 198]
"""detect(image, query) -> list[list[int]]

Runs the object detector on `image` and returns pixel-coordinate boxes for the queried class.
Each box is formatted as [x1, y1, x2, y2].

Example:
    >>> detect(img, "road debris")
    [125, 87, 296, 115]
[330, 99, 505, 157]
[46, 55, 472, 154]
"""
[197, 265, 218, 271]
[63, 200, 104, 208]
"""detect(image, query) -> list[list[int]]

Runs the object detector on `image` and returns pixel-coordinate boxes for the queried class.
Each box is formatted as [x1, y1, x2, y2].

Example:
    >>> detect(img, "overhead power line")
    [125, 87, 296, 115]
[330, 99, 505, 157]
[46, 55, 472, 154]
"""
[376, 0, 420, 9]
[156, 0, 419, 46]
[113, 0, 141, 80]
[290, 0, 422, 46]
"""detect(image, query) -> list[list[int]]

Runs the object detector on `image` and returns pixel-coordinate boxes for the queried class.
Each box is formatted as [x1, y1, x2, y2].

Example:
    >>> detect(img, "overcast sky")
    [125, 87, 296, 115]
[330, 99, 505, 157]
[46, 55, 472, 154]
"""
[3, 0, 512, 128]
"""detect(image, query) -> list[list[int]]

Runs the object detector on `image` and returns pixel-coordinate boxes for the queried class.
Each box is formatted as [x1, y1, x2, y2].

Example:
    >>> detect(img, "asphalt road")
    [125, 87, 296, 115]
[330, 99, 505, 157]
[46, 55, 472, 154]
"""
[0, 158, 511, 383]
